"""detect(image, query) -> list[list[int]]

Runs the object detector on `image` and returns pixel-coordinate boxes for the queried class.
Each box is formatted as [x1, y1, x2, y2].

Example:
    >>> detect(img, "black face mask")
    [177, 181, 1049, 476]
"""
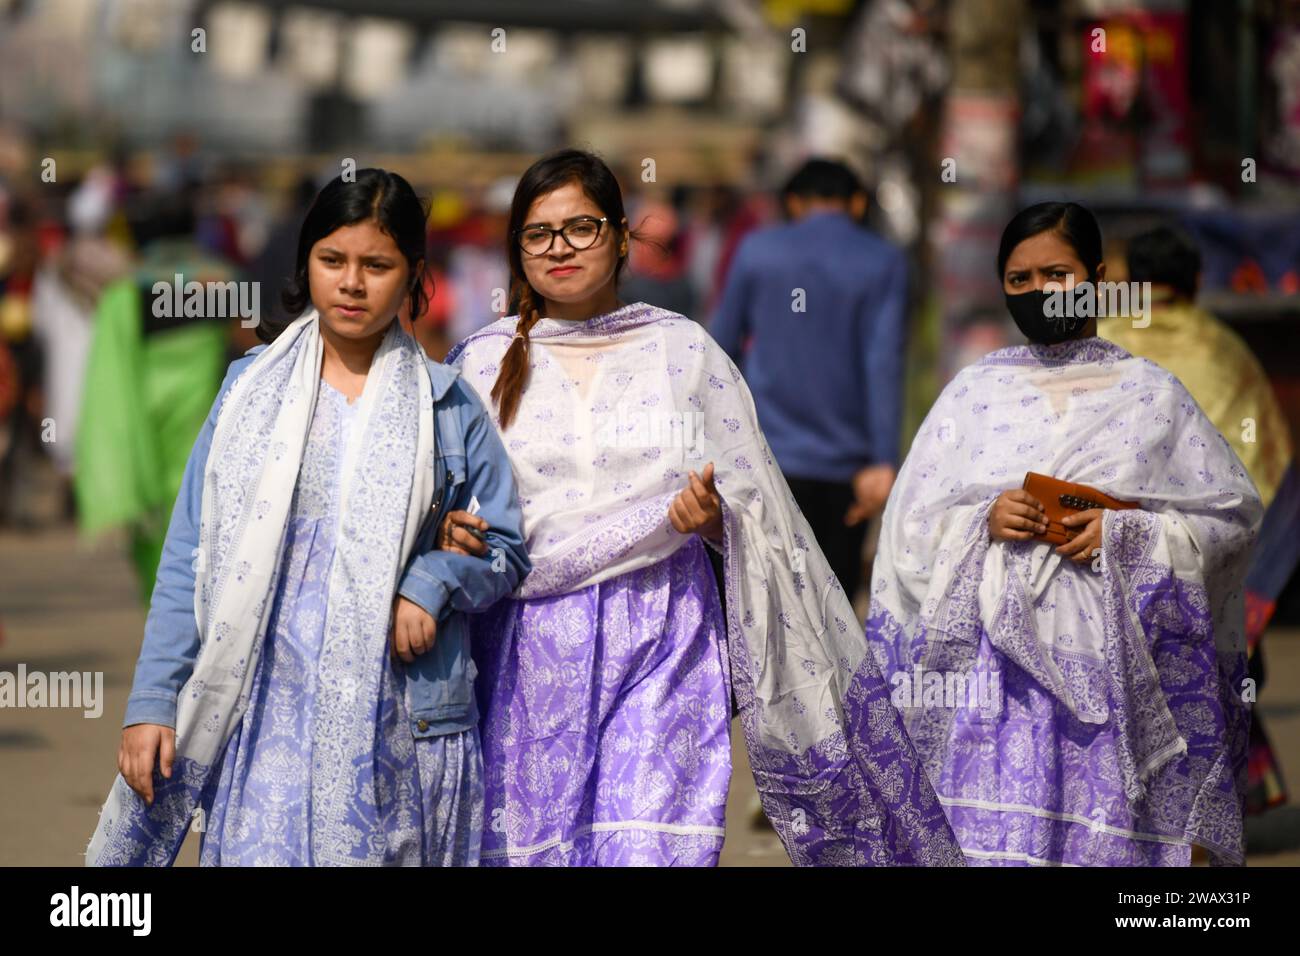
[1005, 287, 1090, 345]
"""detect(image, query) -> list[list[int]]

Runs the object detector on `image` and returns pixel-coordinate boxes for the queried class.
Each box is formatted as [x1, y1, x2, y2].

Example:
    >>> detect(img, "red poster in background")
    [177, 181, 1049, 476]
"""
[1081, 11, 1190, 187]
[1267, 27, 1300, 177]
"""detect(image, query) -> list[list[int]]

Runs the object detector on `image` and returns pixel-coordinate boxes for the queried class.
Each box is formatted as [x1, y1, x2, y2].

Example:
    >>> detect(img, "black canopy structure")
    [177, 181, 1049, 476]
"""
[194, 0, 730, 34]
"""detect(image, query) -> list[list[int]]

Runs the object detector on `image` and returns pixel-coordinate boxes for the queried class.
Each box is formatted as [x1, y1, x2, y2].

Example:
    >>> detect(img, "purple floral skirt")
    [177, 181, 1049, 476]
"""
[471, 536, 733, 866]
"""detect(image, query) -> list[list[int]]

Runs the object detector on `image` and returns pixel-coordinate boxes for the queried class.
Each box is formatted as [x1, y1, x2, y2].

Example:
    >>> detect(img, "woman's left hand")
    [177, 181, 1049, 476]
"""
[1057, 508, 1104, 564]
[390, 596, 437, 663]
[669, 462, 723, 544]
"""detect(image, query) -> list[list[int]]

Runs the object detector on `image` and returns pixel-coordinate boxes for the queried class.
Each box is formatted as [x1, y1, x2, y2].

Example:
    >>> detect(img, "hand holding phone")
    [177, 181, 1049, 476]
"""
[466, 495, 486, 541]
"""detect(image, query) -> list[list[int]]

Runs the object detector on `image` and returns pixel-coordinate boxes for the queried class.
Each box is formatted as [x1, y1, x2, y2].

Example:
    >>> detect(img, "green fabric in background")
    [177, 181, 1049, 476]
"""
[75, 275, 228, 600]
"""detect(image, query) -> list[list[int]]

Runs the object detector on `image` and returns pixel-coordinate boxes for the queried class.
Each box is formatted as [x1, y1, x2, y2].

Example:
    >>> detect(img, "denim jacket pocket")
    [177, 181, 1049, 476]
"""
[404, 612, 477, 737]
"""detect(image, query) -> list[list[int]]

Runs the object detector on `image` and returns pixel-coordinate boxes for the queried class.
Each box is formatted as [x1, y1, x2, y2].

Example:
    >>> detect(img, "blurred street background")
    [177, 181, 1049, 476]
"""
[1, 0, 1299, 864]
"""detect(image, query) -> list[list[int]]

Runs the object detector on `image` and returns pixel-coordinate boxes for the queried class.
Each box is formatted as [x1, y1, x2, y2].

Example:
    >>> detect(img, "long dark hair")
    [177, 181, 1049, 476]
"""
[491, 149, 631, 429]
[996, 201, 1104, 283]
[261, 168, 428, 343]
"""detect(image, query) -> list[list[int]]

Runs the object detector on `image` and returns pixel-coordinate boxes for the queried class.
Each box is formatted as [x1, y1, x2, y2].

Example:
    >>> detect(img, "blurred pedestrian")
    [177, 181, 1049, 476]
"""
[30, 168, 131, 504]
[445, 179, 512, 345]
[620, 195, 696, 317]
[0, 185, 44, 528]
[74, 188, 238, 598]
[1103, 225, 1296, 814]
[711, 158, 908, 604]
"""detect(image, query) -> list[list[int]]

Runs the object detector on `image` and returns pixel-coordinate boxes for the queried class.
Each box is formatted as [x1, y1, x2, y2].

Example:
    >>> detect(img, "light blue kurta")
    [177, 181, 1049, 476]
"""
[198, 380, 484, 865]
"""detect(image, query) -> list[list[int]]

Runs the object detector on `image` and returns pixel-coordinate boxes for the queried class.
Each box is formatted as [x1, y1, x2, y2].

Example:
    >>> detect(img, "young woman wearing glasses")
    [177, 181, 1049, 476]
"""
[431, 149, 963, 868]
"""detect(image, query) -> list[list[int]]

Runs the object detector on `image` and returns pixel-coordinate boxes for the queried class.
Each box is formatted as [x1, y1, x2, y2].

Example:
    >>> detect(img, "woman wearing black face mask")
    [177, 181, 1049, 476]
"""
[863, 202, 1263, 866]
[1000, 202, 1104, 345]
[992, 202, 1107, 552]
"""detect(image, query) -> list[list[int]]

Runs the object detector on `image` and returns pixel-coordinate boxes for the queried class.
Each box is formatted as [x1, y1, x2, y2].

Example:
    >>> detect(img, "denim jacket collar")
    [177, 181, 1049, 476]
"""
[424, 356, 461, 402]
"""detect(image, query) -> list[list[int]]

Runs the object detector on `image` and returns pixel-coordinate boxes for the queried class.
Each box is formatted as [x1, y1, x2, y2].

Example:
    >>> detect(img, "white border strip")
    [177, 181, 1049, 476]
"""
[961, 848, 1078, 867]
[939, 796, 1189, 845]
[483, 821, 727, 861]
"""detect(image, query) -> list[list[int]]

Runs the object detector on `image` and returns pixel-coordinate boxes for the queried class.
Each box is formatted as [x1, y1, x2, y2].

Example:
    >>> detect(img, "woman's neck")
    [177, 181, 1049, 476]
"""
[541, 286, 622, 322]
[319, 319, 388, 377]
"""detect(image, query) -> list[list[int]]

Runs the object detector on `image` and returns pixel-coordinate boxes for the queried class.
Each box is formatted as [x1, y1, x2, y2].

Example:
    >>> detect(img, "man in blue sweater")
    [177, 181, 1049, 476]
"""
[711, 159, 907, 604]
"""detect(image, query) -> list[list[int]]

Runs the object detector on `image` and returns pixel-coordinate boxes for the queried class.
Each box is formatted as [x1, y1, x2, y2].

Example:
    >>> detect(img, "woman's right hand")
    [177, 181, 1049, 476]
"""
[989, 489, 1048, 542]
[437, 510, 490, 557]
[119, 723, 175, 806]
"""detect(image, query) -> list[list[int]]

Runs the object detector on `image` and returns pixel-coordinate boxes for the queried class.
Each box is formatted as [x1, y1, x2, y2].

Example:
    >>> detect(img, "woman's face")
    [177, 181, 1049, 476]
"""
[308, 219, 416, 339]
[518, 181, 625, 308]
[1001, 230, 1104, 294]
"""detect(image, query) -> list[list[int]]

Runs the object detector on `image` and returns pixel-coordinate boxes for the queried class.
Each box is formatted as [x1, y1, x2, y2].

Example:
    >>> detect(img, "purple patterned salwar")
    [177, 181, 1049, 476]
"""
[471, 535, 732, 866]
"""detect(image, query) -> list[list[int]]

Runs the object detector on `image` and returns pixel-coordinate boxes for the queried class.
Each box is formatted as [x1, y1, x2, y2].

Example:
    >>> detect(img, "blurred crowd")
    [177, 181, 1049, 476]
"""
[0, 143, 777, 536]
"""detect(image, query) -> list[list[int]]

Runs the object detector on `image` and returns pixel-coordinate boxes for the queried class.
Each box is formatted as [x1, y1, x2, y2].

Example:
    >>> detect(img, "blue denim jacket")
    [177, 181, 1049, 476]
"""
[123, 344, 530, 739]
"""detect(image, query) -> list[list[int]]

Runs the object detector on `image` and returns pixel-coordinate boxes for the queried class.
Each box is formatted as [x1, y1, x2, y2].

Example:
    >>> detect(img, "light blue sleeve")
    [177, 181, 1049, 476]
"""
[397, 378, 531, 620]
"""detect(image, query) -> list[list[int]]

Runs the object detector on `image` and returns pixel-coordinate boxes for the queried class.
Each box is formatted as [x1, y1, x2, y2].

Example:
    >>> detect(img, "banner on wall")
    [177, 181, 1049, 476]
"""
[933, 92, 1020, 380]
[1267, 26, 1300, 179]
[1080, 10, 1190, 187]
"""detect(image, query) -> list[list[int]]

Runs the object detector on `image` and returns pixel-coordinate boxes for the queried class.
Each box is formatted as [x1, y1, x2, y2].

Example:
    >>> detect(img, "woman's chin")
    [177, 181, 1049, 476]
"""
[534, 289, 581, 305]
[531, 280, 606, 305]
[322, 314, 391, 338]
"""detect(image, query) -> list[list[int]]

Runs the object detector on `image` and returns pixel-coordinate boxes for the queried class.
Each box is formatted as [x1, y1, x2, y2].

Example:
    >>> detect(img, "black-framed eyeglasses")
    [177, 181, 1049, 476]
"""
[515, 216, 609, 256]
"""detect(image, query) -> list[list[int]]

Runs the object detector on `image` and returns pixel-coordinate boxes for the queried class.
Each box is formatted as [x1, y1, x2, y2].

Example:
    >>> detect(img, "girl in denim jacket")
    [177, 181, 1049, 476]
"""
[87, 169, 529, 866]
